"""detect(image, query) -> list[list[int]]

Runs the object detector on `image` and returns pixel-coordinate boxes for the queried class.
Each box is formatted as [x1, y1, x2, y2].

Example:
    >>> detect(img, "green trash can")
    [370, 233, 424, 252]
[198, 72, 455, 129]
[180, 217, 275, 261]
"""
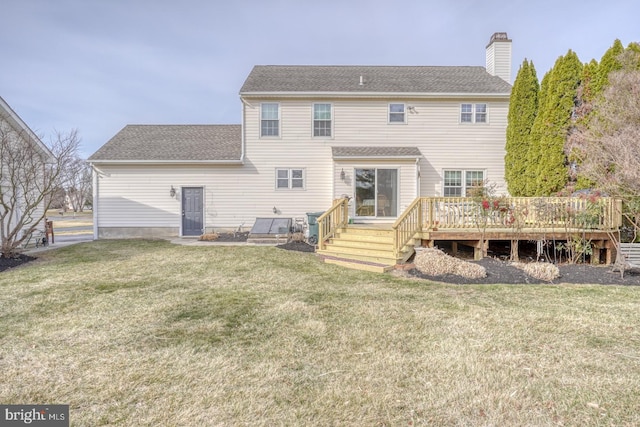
[306, 212, 324, 245]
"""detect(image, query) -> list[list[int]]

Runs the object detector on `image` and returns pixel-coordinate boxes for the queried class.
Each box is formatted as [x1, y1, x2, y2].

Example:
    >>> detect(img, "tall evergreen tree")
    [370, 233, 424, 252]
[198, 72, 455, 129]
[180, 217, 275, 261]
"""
[623, 42, 640, 69]
[524, 70, 550, 196]
[591, 39, 624, 97]
[567, 60, 598, 191]
[527, 50, 583, 196]
[578, 59, 599, 108]
[505, 59, 539, 196]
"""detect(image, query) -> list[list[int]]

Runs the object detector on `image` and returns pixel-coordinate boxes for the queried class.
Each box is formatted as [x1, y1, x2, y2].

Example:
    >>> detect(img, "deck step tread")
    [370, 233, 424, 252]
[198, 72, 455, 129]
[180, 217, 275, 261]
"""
[319, 224, 416, 271]
[320, 255, 394, 273]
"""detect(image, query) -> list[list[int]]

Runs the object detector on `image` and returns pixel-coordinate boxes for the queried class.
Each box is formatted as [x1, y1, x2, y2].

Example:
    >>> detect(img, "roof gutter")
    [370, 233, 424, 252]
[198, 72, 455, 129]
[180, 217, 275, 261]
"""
[87, 159, 244, 165]
[333, 155, 421, 160]
[240, 91, 511, 99]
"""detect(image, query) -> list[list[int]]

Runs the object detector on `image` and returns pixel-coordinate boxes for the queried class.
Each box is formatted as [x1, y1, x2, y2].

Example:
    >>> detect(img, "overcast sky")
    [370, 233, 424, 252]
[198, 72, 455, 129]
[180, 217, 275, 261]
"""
[2, 0, 638, 157]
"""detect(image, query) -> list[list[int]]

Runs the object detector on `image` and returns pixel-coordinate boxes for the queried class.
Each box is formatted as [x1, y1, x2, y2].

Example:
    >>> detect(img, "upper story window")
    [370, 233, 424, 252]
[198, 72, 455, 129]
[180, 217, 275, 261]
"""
[313, 103, 332, 137]
[443, 170, 485, 196]
[261, 103, 279, 137]
[460, 103, 488, 123]
[389, 103, 406, 123]
[276, 168, 305, 190]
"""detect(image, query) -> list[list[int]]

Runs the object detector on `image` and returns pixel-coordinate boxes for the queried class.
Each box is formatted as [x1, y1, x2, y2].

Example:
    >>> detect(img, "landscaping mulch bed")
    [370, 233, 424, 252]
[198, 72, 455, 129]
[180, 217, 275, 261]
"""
[405, 257, 640, 286]
[210, 232, 250, 242]
[0, 254, 37, 273]
[275, 241, 316, 253]
[213, 232, 315, 252]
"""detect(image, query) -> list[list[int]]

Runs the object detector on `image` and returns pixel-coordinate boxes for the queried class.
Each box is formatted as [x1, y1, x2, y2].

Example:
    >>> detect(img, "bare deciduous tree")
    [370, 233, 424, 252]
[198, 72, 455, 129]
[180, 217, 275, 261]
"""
[570, 50, 640, 239]
[61, 156, 93, 213]
[0, 126, 80, 256]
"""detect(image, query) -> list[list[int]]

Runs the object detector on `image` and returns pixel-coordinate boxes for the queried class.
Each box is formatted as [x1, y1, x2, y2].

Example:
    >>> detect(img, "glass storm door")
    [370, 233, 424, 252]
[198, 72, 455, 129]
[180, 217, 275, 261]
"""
[354, 168, 398, 218]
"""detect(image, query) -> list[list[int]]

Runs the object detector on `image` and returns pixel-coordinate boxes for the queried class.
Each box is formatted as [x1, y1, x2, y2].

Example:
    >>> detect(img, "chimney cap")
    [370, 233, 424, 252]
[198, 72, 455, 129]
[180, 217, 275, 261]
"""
[487, 32, 511, 46]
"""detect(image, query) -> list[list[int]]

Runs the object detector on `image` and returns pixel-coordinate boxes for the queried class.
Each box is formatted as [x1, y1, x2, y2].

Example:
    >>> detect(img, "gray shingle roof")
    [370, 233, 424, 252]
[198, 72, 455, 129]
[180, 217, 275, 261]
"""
[88, 125, 242, 162]
[240, 66, 511, 94]
[332, 146, 422, 159]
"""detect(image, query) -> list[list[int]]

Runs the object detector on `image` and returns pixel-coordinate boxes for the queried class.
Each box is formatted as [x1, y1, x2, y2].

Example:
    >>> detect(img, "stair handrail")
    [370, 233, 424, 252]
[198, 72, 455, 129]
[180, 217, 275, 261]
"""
[391, 197, 425, 258]
[317, 198, 349, 250]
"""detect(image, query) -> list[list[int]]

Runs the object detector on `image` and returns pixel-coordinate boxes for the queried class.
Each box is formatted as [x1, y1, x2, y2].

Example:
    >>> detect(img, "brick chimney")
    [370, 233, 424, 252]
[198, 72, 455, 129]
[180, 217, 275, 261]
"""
[486, 32, 512, 84]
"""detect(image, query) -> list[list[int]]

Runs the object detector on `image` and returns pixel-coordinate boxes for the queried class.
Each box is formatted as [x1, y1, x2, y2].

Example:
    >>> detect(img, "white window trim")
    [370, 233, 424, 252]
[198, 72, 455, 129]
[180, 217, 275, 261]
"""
[275, 168, 306, 190]
[443, 169, 486, 197]
[312, 103, 333, 138]
[460, 103, 488, 124]
[260, 102, 281, 138]
[388, 103, 407, 124]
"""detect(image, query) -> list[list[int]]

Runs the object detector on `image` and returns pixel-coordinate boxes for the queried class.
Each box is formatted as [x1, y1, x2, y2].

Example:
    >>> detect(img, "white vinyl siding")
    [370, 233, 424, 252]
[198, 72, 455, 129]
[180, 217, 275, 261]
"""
[486, 38, 512, 84]
[94, 96, 508, 236]
[94, 165, 250, 231]
[0, 116, 49, 237]
[243, 97, 508, 201]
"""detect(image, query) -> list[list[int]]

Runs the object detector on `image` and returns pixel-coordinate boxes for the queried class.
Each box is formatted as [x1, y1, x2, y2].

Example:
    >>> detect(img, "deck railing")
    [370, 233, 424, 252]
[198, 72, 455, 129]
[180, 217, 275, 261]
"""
[391, 196, 622, 260]
[391, 197, 422, 259]
[418, 196, 622, 231]
[317, 198, 349, 250]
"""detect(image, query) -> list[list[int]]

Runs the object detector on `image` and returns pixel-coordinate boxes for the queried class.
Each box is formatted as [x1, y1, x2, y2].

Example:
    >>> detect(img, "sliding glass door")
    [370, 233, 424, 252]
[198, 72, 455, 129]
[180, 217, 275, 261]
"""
[354, 168, 398, 218]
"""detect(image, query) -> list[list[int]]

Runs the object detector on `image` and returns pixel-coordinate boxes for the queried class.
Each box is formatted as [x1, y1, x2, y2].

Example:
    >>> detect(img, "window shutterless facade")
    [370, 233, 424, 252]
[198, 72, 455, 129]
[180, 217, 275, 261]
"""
[460, 103, 487, 123]
[443, 170, 485, 196]
[276, 168, 305, 190]
[389, 103, 406, 123]
[261, 103, 280, 137]
[313, 103, 332, 137]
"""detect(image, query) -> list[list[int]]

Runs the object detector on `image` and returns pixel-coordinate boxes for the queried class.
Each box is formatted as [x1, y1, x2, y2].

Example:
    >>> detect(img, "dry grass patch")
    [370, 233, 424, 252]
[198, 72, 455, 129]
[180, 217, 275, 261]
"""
[1, 240, 639, 425]
[414, 247, 486, 279]
[513, 261, 561, 282]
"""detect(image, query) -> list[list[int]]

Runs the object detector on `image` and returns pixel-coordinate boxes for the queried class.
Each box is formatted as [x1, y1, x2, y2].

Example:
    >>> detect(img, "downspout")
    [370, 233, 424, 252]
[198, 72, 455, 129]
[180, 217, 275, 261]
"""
[415, 157, 421, 197]
[240, 96, 252, 164]
[91, 163, 99, 240]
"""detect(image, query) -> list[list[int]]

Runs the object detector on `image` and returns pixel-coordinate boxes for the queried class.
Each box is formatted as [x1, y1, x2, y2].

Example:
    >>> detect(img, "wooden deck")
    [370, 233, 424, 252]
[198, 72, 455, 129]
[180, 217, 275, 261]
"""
[317, 196, 623, 271]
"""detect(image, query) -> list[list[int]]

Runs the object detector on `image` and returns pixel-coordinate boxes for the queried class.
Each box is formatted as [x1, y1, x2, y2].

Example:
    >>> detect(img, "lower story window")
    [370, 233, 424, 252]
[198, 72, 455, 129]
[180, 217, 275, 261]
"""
[443, 170, 485, 196]
[276, 168, 305, 189]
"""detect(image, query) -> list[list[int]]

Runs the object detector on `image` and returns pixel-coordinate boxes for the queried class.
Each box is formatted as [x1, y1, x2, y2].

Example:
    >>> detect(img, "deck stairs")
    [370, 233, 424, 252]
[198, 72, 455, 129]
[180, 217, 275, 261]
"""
[316, 225, 417, 273]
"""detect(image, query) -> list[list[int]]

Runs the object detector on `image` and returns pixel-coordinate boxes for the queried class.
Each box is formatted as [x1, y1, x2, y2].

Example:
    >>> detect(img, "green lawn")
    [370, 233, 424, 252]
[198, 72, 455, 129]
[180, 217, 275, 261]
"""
[1, 240, 639, 426]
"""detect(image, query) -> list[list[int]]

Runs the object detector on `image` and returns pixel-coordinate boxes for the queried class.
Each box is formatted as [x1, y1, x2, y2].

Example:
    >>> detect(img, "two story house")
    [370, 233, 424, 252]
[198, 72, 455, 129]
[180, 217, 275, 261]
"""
[88, 33, 512, 239]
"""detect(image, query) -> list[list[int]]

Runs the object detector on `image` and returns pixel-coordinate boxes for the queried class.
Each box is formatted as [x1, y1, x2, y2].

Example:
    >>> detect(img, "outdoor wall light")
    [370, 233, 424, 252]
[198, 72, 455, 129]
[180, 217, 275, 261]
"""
[273, 206, 278, 214]
[170, 186, 176, 198]
[340, 168, 346, 181]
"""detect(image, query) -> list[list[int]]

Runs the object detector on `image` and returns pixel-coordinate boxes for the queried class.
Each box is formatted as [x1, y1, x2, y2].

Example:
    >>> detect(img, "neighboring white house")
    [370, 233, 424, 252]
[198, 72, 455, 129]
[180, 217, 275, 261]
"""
[88, 32, 512, 238]
[0, 96, 54, 247]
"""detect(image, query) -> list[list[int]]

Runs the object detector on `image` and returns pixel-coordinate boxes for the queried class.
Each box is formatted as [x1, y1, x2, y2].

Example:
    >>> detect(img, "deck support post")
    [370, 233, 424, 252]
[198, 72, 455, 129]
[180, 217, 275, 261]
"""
[591, 240, 603, 265]
[510, 239, 519, 261]
[474, 240, 487, 260]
